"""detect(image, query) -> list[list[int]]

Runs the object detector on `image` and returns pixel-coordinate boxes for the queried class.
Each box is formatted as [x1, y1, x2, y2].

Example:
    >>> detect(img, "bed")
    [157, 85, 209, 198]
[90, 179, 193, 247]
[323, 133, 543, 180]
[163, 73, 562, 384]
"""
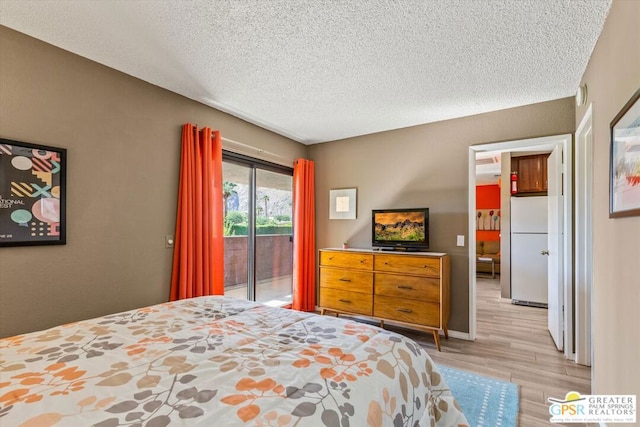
[0, 296, 468, 426]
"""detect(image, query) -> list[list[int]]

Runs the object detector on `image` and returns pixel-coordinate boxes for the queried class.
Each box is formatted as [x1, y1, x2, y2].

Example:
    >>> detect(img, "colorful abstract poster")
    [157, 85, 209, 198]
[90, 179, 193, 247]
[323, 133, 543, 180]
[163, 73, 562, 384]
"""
[610, 89, 640, 218]
[0, 139, 66, 246]
[476, 209, 500, 230]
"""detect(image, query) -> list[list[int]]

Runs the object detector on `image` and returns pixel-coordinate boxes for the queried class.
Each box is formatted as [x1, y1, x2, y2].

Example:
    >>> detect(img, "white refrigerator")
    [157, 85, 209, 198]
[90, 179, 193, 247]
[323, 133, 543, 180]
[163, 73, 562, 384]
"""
[510, 196, 548, 307]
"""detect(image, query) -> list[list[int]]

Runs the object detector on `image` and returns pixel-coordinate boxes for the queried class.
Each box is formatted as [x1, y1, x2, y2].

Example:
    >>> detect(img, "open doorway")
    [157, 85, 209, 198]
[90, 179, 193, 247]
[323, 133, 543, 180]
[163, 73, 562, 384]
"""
[468, 134, 574, 361]
[474, 152, 502, 283]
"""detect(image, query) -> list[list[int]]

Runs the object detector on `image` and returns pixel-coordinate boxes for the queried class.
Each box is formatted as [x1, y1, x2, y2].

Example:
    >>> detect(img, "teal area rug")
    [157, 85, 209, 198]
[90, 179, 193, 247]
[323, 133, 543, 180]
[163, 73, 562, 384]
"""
[439, 365, 519, 427]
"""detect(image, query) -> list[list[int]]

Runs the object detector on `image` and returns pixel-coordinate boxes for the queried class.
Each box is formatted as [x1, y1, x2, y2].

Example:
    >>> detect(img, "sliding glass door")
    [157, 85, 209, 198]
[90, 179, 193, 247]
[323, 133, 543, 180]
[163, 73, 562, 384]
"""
[255, 169, 293, 304]
[222, 161, 250, 300]
[222, 152, 293, 305]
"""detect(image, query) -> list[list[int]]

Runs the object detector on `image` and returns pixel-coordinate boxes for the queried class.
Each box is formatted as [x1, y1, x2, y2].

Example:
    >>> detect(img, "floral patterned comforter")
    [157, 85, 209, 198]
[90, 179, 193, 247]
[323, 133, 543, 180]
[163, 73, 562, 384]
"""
[0, 296, 469, 426]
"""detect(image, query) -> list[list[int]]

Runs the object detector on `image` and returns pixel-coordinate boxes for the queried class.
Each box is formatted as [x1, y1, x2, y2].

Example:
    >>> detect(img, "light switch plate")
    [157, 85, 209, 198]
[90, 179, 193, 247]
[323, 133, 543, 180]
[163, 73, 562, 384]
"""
[166, 234, 175, 248]
[456, 235, 465, 247]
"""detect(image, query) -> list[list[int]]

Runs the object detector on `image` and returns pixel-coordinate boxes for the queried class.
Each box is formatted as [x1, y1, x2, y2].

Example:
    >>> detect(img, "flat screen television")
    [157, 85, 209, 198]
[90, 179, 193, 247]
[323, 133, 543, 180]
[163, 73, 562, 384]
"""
[372, 207, 429, 251]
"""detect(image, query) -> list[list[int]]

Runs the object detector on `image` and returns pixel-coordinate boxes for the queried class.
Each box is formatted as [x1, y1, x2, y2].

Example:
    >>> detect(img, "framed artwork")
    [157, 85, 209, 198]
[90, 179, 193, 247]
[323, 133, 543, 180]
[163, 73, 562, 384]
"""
[0, 138, 67, 246]
[610, 88, 640, 218]
[329, 188, 356, 219]
[476, 209, 501, 230]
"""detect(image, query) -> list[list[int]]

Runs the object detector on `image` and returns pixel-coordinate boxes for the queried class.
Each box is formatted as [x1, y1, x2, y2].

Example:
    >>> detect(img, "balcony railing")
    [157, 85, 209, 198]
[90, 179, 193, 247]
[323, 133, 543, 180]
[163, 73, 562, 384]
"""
[224, 234, 293, 304]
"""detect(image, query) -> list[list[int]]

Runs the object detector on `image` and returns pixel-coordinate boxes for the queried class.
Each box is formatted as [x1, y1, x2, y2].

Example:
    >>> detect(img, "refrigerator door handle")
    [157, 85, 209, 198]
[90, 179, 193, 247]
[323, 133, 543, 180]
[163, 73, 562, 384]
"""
[541, 250, 550, 255]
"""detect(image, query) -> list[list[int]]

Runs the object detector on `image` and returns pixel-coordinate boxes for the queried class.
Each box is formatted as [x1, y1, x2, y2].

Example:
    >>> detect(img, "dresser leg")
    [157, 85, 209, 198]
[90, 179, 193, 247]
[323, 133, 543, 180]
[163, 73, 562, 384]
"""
[379, 320, 385, 329]
[432, 330, 441, 351]
[321, 308, 326, 315]
[443, 328, 449, 339]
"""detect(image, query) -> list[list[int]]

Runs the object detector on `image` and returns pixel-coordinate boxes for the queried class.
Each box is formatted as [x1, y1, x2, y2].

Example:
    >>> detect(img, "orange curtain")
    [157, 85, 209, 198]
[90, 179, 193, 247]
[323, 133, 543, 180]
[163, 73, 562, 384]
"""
[170, 124, 224, 300]
[292, 158, 316, 311]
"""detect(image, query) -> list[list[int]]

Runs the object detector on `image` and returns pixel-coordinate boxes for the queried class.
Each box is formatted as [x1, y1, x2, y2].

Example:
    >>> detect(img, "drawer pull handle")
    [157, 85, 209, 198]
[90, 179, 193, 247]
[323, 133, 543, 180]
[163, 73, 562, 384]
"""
[397, 308, 412, 314]
[338, 299, 351, 304]
[339, 278, 351, 282]
[397, 285, 414, 290]
[328, 256, 334, 260]
[360, 259, 366, 263]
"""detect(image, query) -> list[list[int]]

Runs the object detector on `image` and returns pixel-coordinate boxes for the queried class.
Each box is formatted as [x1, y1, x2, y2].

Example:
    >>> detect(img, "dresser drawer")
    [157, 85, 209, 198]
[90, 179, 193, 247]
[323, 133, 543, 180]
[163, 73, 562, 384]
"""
[320, 288, 373, 316]
[375, 273, 440, 302]
[375, 255, 440, 277]
[320, 251, 374, 270]
[320, 267, 373, 293]
[374, 295, 440, 328]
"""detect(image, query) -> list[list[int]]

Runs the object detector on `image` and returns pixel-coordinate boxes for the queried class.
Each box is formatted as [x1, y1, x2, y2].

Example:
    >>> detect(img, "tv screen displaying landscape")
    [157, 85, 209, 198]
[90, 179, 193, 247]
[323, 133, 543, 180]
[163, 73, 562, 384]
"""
[373, 211, 426, 242]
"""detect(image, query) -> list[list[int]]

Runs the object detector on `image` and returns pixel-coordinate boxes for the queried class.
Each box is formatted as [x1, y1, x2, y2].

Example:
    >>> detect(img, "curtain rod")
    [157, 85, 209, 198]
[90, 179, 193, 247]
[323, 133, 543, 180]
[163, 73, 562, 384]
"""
[221, 136, 289, 161]
[191, 125, 290, 162]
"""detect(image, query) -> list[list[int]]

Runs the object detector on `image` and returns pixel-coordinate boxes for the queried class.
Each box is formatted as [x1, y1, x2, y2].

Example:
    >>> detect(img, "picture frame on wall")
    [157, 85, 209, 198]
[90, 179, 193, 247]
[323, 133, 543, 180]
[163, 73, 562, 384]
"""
[329, 188, 357, 219]
[609, 88, 640, 218]
[0, 138, 67, 246]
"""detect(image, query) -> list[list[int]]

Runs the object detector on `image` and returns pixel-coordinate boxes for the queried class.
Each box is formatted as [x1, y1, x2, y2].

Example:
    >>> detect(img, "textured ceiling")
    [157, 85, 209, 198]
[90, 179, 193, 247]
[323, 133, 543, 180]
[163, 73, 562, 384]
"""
[0, 1, 611, 144]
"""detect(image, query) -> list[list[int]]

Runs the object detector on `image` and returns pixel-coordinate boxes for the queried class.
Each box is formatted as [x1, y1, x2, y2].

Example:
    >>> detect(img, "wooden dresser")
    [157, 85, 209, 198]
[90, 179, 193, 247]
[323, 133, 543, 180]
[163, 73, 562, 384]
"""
[318, 248, 451, 350]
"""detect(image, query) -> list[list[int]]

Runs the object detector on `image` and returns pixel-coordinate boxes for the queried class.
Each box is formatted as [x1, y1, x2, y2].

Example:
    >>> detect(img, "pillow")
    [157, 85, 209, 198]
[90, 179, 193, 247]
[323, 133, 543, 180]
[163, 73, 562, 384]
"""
[484, 240, 500, 254]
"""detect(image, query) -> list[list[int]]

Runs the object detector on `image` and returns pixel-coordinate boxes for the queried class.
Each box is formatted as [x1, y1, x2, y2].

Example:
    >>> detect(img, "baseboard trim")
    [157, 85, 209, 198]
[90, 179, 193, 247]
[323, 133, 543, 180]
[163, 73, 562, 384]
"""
[447, 330, 471, 340]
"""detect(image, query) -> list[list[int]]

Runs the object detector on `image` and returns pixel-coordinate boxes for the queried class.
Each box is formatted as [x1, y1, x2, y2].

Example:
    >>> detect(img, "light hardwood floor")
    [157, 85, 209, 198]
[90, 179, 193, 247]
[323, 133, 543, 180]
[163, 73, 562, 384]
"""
[385, 276, 593, 427]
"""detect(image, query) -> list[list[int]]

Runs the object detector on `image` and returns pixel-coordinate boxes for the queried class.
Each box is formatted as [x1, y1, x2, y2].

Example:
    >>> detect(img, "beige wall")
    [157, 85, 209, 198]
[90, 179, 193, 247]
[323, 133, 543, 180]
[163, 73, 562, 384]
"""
[0, 26, 306, 338]
[575, 0, 640, 405]
[309, 99, 575, 333]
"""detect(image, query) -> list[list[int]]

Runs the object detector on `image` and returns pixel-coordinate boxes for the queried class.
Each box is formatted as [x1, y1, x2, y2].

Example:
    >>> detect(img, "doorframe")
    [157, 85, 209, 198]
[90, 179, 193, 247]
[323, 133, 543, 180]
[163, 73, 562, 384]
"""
[575, 105, 593, 367]
[468, 134, 573, 359]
